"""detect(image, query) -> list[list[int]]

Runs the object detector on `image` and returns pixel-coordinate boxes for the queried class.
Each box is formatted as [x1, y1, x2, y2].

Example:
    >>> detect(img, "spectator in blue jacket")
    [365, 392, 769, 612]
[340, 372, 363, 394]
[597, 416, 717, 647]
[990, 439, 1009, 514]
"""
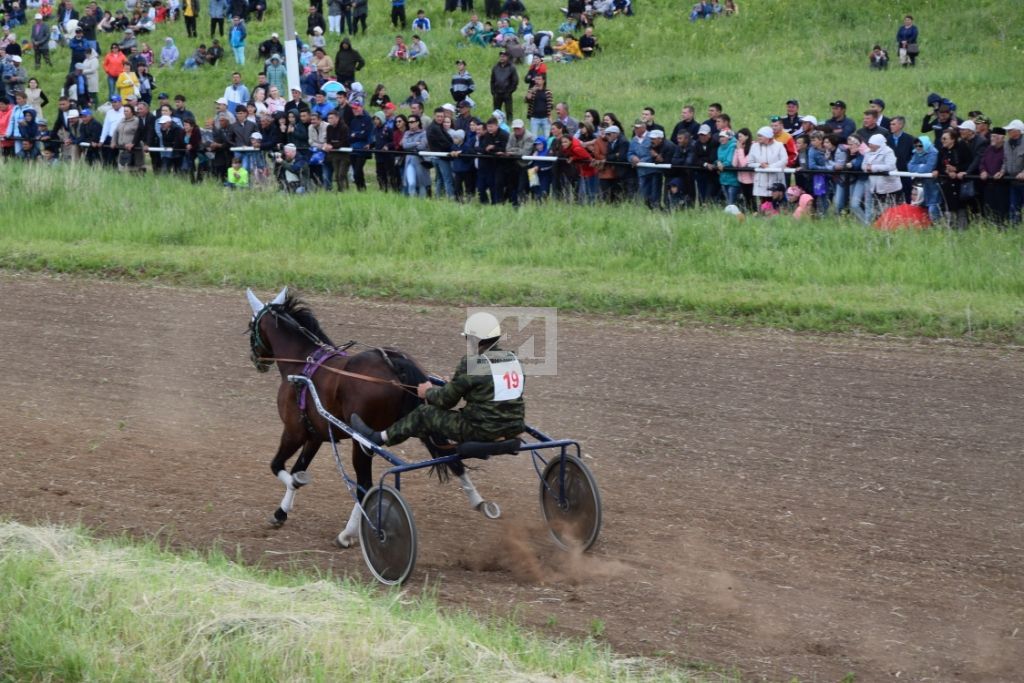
[897, 15, 918, 67]
[908, 135, 940, 220]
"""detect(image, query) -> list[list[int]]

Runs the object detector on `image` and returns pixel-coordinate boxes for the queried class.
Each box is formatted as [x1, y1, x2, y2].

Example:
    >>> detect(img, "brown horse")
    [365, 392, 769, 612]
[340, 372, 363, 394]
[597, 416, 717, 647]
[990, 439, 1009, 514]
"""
[246, 287, 472, 547]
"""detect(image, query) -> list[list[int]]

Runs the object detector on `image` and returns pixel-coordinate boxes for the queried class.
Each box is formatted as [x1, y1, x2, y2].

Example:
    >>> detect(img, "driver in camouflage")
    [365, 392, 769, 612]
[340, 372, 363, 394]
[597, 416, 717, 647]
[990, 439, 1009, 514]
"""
[351, 312, 526, 447]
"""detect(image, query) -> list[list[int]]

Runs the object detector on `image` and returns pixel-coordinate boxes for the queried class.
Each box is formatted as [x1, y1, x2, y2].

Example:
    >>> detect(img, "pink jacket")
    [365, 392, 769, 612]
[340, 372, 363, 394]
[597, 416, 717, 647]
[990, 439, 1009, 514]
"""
[733, 144, 754, 184]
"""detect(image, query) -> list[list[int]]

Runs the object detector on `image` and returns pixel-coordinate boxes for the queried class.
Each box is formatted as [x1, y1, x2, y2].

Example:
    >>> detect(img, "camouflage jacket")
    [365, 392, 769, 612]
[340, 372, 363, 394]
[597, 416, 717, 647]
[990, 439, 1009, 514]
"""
[426, 347, 526, 439]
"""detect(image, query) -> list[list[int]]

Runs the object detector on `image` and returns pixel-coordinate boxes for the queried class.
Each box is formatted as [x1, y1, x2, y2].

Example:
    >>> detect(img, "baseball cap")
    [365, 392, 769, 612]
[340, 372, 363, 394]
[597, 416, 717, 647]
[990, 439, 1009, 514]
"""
[769, 115, 781, 122]
[271, 32, 279, 38]
[829, 100, 847, 108]
[511, 118, 524, 128]
[216, 97, 228, 105]
[498, 49, 509, 56]
[158, 92, 170, 99]
[384, 102, 397, 111]
[250, 131, 263, 140]
[869, 98, 885, 108]
[1005, 119, 1024, 132]
[604, 125, 621, 135]
[110, 95, 122, 102]
[80, 108, 92, 116]
[10, 55, 21, 63]
[974, 115, 992, 126]
[157, 115, 172, 124]
[697, 123, 712, 135]
[67, 109, 80, 118]
[769, 182, 787, 193]
[957, 120, 976, 132]
[648, 129, 665, 139]
[718, 129, 734, 139]
[457, 99, 471, 108]
[633, 118, 646, 127]
[800, 115, 818, 126]
[786, 99, 799, 106]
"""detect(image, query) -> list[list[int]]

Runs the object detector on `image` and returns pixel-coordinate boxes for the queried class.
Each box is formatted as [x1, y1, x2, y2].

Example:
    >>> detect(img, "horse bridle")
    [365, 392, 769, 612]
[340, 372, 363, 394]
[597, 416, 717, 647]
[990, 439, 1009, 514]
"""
[249, 304, 333, 373]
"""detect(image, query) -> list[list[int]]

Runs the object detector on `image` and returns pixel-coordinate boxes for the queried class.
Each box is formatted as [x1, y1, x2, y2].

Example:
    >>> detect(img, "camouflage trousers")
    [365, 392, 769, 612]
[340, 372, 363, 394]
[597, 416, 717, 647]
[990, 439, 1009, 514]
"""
[386, 405, 520, 446]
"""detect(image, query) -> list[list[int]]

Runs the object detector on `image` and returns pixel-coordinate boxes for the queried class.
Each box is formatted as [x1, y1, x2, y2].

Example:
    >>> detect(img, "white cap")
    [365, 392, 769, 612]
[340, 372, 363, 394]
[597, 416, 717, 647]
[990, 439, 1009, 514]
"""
[271, 32, 279, 38]
[216, 97, 228, 105]
[756, 126, 773, 138]
[463, 312, 501, 340]
[158, 115, 173, 124]
[67, 109, 80, 118]
[34, 13, 43, 19]
[284, 143, 297, 151]
[250, 131, 263, 140]
[11, 55, 21, 63]
[868, 134, 887, 147]
[313, 26, 323, 33]
[648, 129, 665, 139]
[442, 102, 456, 113]
[604, 125, 620, 135]
[350, 82, 364, 92]
[697, 123, 712, 135]
[957, 120, 976, 132]
[1006, 119, 1024, 132]
[724, 204, 743, 216]
[800, 115, 818, 125]
[511, 118, 524, 128]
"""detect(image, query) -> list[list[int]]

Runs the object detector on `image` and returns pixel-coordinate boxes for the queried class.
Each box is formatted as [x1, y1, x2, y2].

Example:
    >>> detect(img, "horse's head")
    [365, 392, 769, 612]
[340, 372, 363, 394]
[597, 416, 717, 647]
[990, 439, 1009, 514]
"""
[246, 287, 288, 373]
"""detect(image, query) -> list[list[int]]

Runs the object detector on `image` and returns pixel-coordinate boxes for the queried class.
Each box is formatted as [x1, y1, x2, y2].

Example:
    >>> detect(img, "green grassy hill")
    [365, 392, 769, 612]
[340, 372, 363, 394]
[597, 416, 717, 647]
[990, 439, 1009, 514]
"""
[25, 0, 1024, 127]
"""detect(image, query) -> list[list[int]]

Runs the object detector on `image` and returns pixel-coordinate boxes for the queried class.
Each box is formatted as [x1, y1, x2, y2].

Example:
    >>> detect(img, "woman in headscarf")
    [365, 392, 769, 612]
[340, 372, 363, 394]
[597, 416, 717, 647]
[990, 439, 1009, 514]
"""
[158, 36, 179, 67]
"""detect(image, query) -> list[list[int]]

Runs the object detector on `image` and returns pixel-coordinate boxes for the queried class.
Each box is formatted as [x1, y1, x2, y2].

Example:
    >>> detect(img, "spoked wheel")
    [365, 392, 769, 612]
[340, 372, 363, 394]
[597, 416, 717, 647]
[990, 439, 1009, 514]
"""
[539, 454, 602, 551]
[358, 485, 417, 586]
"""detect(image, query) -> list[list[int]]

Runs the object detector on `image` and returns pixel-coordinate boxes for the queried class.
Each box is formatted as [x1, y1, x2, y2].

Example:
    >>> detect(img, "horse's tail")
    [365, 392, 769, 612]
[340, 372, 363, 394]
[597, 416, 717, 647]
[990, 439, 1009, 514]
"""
[382, 348, 462, 483]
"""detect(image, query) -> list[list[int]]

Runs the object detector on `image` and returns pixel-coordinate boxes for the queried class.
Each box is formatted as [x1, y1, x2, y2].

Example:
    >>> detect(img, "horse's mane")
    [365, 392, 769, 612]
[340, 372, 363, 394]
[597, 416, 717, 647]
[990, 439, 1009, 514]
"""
[272, 294, 335, 347]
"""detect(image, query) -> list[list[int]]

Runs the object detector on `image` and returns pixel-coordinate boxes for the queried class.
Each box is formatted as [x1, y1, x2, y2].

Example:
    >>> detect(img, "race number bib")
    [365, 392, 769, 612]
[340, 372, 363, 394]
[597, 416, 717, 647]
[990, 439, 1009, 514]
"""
[489, 358, 524, 401]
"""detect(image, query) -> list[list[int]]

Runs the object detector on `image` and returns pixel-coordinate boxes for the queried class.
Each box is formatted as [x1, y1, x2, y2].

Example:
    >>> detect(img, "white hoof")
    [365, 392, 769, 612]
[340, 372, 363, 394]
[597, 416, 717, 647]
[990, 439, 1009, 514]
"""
[335, 531, 358, 549]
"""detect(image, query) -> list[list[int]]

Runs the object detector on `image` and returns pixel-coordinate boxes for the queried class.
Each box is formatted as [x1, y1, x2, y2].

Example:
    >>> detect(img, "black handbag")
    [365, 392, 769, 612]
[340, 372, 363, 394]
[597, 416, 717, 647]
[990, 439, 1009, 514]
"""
[907, 43, 920, 55]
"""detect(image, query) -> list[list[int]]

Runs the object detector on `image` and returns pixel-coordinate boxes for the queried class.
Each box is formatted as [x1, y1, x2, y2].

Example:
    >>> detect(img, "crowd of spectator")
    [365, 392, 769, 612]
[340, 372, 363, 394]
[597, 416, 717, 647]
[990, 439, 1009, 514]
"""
[2, 2, 1022, 228]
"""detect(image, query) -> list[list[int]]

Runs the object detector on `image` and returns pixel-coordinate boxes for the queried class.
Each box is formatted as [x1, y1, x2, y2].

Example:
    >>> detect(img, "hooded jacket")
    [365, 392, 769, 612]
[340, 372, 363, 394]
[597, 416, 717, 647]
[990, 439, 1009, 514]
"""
[334, 39, 365, 78]
[908, 136, 937, 174]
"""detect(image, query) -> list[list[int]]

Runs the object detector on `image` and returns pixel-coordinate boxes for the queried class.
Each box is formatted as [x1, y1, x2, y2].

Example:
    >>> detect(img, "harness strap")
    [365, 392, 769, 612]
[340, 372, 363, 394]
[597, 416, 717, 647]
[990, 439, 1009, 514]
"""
[297, 346, 350, 413]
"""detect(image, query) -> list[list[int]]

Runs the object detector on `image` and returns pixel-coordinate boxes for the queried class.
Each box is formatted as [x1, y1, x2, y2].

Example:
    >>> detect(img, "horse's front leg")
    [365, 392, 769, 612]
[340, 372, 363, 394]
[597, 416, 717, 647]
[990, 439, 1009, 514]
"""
[336, 441, 373, 548]
[269, 430, 308, 527]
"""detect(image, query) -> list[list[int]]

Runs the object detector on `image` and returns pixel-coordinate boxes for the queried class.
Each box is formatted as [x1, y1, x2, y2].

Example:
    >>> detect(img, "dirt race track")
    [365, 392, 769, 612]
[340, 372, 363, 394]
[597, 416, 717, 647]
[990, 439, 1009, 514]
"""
[2, 273, 1022, 682]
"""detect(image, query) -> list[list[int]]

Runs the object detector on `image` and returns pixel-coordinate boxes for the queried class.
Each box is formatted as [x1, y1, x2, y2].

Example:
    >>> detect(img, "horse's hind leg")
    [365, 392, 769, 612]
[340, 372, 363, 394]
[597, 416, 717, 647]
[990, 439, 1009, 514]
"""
[336, 441, 372, 548]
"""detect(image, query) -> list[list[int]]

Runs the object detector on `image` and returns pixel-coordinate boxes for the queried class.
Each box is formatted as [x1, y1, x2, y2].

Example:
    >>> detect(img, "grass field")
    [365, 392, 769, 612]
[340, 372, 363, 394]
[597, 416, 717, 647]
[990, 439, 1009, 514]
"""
[3, 163, 1023, 341]
[0, 521, 723, 682]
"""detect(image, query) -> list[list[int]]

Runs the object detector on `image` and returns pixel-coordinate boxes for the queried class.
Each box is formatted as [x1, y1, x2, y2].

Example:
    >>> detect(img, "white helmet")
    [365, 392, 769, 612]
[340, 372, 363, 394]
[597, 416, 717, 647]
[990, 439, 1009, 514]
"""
[463, 312, 501, 340]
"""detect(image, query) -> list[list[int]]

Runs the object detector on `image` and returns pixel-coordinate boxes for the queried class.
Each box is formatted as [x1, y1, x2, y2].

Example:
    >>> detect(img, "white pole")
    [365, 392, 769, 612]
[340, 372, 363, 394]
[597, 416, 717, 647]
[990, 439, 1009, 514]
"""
[281, 0, 301, 96]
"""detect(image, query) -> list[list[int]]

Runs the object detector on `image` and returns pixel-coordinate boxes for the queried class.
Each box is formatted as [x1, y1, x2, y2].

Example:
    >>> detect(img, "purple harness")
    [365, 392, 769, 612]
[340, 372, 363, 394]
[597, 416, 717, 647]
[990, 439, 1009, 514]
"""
[297, 346, 348, 413]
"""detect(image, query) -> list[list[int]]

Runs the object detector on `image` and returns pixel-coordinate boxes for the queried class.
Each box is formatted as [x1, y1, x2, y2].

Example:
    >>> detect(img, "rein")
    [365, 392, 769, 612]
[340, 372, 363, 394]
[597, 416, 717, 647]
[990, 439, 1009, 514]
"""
[258, 355, 423, 393]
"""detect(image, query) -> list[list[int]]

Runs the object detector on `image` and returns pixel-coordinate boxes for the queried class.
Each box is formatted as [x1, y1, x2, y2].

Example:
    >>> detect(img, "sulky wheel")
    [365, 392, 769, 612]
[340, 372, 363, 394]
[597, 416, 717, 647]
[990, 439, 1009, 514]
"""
[358, 485, 417, 586]
[539, 454, 602, 552]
